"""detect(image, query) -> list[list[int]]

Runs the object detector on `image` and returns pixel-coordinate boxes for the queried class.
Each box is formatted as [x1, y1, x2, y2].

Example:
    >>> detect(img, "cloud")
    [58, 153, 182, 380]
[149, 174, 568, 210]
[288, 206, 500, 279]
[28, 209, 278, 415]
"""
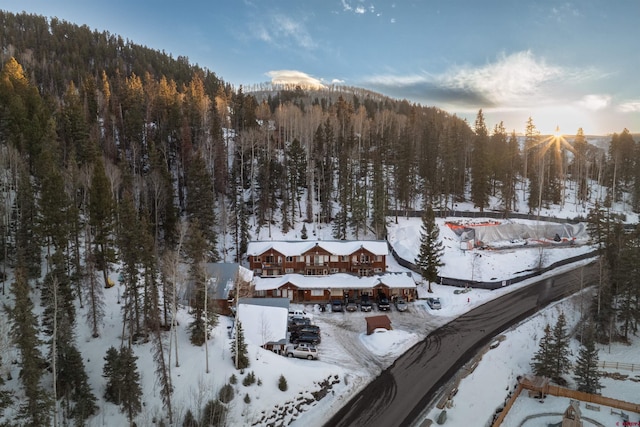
[363, 51, 597, 108]
[253, 14, 315, 50]
[341, 0, 352, 12]
[618, 101, 640, 113]
[341, 0, 375, 15]
[549, 3, 581, 23]
[577, 94, 611, 111]
[439, 51, 565, 105]
[266, 70, 326, 89]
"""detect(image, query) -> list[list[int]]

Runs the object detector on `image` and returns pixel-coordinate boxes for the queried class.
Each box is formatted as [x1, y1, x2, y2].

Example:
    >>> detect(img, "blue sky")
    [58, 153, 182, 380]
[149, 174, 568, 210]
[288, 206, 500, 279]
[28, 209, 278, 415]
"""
[2, 0, 639, 135]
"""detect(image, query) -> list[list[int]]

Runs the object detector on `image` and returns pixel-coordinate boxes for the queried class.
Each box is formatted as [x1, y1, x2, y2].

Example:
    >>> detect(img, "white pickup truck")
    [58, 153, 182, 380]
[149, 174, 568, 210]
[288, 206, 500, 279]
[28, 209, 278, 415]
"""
[285, 344, 319, 360]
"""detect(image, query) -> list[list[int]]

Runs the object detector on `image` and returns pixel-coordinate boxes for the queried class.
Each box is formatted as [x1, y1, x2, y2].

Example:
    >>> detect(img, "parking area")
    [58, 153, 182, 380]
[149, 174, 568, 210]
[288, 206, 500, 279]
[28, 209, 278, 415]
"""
[286, 299, 446, 375]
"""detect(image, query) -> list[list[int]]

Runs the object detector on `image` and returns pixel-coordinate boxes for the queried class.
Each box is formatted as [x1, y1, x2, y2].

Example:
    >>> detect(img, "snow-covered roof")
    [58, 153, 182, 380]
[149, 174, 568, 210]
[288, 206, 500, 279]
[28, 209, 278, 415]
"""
[203, 263, 254, 300]
[254, 272, 416, 291]
[246, 240, 389, 257]
[237, 299, 288, 346]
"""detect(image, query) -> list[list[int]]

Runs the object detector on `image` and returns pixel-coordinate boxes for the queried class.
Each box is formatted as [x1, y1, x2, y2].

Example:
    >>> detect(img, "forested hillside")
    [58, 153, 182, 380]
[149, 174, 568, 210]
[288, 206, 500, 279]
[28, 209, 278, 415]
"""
[0, 10, 639, 426]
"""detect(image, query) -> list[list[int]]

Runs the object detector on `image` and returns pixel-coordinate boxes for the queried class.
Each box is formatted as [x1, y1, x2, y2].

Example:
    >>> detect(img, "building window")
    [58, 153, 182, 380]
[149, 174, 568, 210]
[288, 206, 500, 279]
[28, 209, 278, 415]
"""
[374, 268, 383, 273]
[255, 256, 261, 262]
[330, 255, 338, 262]
[285, 256, 294, 262]
[285, 268, 294, 274]
[310, 289, 324, 297]
[265, 255, 275, 264]
[376, 255, 382, 262]
[341, 255, 349, 262]
[330, 268, 339, 274]
[360, 254, 370, 263]
[254, 269, 262, 275]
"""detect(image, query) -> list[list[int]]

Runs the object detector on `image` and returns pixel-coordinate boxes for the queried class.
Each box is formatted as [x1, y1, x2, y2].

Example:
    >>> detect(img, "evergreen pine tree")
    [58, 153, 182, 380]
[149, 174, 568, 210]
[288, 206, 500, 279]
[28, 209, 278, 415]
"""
[586, 201, 609, 252]
[15, 166, 42, 279]
[200, 399, 227, 426]
[301, 223, 308, 240]
[57, 342, 98, 424]
[531, 324, 554, 378]
[117, 189, 144, 341]
[590, 269, 615, 343]
[470, 110, 490, 211]
[370, 151, 388, 239]
[231, 320, 249, 370]
[278, 374, 288, 391]
[185, 153, 218, 262]
[185, 220, 209, 346]
[119, 346, 143, 424]
[103, 346, 122, 404]
[0, 354, 13, 416]
[415, 206, 444, 293]
[182, 409, 199, 427]
[573, 325, 602, 394]
[88, 156, 116, 287]
[549, 313, 572, 382]
[8, 267, 51, 426]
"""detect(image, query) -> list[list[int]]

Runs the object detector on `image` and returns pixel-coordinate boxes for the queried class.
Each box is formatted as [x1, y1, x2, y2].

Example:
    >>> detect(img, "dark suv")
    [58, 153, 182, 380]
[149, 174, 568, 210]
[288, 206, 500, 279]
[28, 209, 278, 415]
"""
[290, 324, 320, 335]
[290, 330, 321, 345]
[288, 316, 311, 331]
[377, 293, 390, 311]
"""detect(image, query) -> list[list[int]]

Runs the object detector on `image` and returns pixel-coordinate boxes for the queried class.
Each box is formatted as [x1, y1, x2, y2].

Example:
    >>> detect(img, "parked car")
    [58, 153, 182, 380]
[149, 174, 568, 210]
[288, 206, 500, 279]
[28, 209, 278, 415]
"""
[285, 344, 319, 360]
[377, 293, 390, 311]
[360, 295, 372, 312]
[426, 297, 441, 310]
[345, 299, 358, 312]
[289, 324, 320, 335]
[331, 300, 344, 312]
[288, 309, 310, 319]
[395, 297, 408, 312]
[288, 316, 311, 331]
[290, 331, 321, 345]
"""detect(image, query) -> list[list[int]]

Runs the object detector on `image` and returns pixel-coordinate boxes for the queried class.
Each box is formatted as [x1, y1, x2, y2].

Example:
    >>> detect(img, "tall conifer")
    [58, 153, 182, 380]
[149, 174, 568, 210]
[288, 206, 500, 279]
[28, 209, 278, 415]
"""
[415, 205, 444, 293]
[573, 325, 602, 394]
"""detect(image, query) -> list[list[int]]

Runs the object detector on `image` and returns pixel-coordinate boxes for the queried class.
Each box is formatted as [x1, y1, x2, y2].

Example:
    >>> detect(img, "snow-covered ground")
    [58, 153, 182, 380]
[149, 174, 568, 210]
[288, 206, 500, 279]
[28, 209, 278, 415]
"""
[74, 218, 640, 426]
[1, 202, 639, 426]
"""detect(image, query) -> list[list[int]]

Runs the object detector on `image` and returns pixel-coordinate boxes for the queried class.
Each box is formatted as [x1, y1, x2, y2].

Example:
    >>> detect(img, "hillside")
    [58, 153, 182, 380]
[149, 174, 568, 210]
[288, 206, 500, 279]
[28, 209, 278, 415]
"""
[0, 9, 639, 427]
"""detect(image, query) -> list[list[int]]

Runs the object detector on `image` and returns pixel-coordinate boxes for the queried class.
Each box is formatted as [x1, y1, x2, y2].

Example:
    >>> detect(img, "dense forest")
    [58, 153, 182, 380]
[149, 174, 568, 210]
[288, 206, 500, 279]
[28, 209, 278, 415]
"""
[0, 10, 638, 426]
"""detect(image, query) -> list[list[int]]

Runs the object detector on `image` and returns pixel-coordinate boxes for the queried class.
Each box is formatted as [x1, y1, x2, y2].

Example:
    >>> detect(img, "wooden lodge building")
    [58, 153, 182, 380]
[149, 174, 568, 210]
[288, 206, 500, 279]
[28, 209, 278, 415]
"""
[247, 240, 417, 304]
[246, 240, 389, 277]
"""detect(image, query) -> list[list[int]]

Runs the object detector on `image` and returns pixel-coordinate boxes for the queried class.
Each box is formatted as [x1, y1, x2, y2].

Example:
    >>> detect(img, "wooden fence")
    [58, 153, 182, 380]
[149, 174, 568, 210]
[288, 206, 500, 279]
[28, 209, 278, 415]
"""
[599, 361, 639, 372]
[490, 382, 523, 427]
[541, 384, 640, 413]
[492, 377, 640, 426]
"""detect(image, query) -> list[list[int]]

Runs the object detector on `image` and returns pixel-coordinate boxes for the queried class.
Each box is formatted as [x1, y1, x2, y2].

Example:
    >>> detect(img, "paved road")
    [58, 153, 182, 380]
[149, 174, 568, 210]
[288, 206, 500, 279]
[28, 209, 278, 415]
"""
[325, 262, 597, 427]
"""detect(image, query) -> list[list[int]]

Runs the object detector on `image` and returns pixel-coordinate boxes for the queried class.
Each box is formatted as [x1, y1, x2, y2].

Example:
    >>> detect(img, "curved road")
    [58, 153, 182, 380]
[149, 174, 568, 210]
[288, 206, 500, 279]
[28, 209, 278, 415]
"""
[325, 262, 597, 427]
